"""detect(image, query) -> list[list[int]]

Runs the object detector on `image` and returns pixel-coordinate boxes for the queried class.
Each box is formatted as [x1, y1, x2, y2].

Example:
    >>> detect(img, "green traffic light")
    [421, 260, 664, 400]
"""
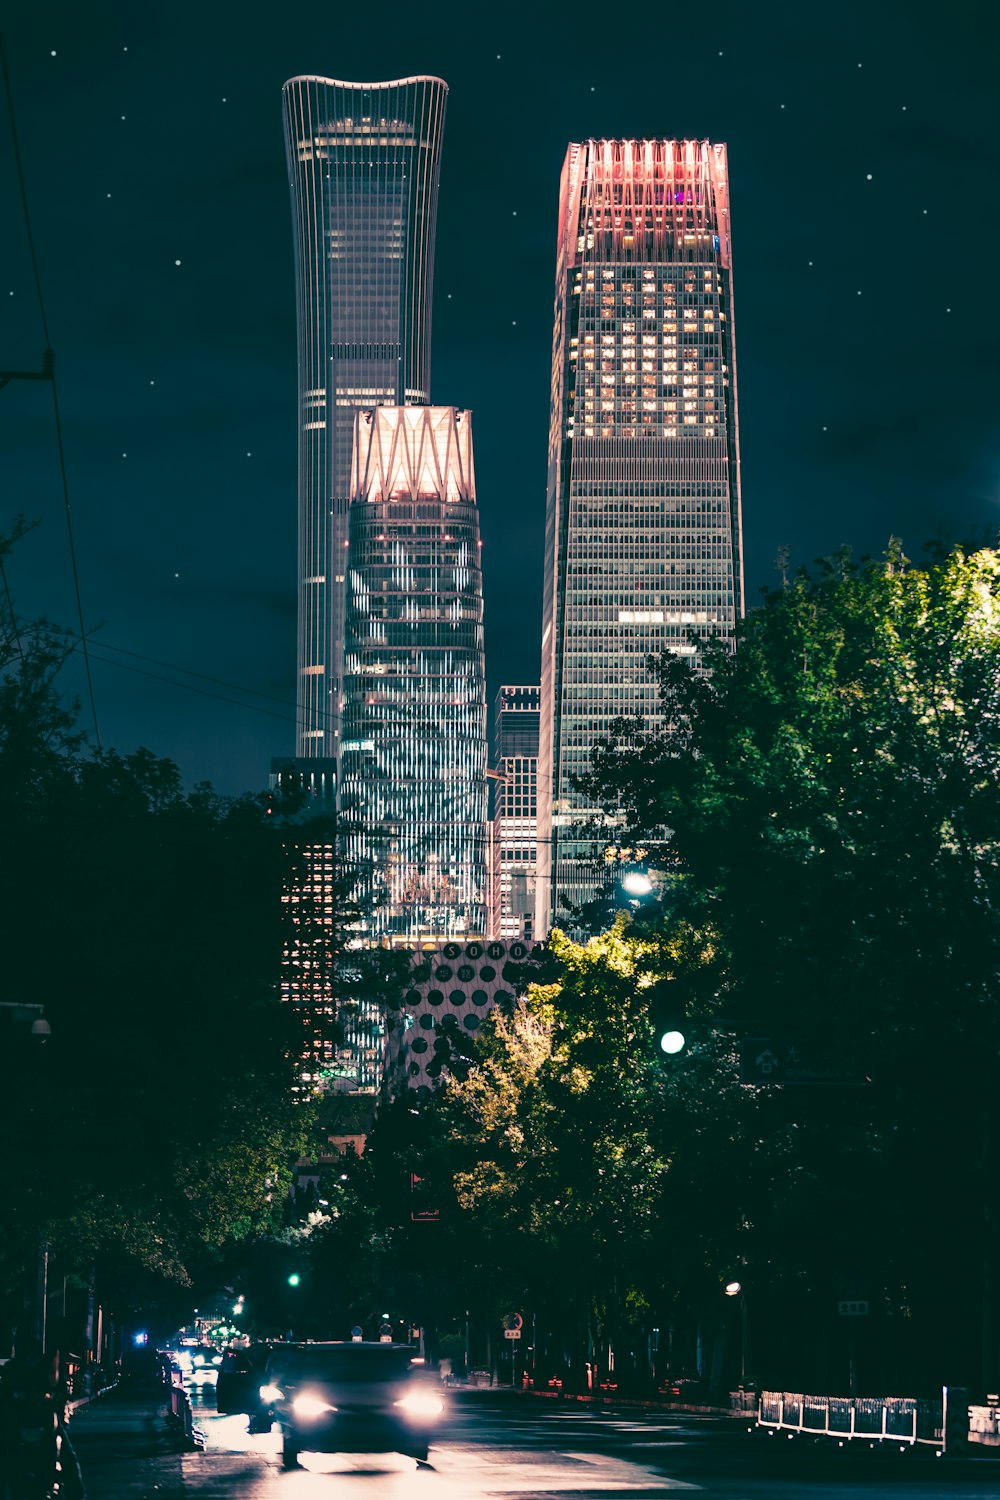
[287, 1273, 301, 1287]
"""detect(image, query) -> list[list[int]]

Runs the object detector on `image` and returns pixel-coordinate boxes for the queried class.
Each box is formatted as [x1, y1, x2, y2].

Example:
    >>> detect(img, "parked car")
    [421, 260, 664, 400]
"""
[236, 1341, 445, 1469]
[118, 1348, 170, 1388]
[215, 1345, 272, 1428]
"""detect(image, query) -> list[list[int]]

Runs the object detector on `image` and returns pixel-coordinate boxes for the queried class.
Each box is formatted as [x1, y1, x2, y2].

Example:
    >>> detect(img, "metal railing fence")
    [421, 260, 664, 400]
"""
[758, 1391, 943, 1448]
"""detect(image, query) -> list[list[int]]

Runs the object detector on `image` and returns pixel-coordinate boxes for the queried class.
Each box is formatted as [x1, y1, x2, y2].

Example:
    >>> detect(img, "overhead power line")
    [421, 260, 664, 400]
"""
[0, 23, 101, 746]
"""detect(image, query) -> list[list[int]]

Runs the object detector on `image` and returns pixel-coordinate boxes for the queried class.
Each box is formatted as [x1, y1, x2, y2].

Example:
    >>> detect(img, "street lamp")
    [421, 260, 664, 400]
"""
[724, 1280, 750, 1387]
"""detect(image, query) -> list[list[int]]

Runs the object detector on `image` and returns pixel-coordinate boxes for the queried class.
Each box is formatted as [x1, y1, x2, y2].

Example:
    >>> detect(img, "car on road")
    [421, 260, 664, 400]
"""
[182, 1347, 223, 1387]
[252, 1342, 444, 1469]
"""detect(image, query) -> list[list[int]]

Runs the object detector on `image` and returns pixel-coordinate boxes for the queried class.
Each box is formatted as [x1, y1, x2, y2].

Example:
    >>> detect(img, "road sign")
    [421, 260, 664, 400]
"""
[838, 1300, 870, 1317]
[503, 1312, 523, 1332]
[503, 1328, 522, 1339]
[739, 1038, 869, 1086]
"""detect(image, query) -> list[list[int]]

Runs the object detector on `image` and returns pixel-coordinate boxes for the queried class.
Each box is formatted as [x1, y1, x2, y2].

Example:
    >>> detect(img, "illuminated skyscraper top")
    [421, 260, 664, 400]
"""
[341, 406, 488, 944]
[537, 138, 745, 935]
[282, 75, 448, 760]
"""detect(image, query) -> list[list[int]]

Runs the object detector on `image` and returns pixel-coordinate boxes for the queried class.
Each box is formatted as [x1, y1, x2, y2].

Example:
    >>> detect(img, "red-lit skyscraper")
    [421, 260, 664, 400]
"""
[536, 139, 745, 935]
[341, 406, 488, 944]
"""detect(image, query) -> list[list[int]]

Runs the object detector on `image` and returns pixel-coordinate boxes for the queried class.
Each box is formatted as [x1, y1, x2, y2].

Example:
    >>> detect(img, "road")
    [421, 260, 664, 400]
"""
[70, 1386, 1000, 1499]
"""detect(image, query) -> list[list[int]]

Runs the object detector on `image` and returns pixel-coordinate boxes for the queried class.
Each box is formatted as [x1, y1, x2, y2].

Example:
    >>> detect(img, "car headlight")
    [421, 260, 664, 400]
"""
[259, 1384, 284, 1403]
[395, 1391, 445, 1420]
[292, 1393, 337, 1418]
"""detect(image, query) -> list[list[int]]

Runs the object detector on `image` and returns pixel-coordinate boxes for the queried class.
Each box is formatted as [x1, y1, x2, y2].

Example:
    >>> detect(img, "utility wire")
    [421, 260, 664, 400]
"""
[80, 632, 309, 715]
[79, 643, 303, 728]
[0, 553, 23, 659]
[0, 24, 101, 746]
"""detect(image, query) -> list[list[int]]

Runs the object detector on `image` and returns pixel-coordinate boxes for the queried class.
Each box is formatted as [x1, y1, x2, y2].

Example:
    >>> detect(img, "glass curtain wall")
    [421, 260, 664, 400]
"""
[342, 407, 488, 943]
[537, 139, 745, 936]
[282, 75, 448, 761]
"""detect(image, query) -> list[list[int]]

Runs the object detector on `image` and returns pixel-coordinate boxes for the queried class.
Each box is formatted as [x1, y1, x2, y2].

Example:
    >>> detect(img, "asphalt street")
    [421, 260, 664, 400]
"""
[68, 1387, 1000, 1499]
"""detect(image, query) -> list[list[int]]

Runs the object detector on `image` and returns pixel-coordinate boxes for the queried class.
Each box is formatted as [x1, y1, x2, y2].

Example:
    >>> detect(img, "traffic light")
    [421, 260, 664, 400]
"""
[647, 979, 687, 1057]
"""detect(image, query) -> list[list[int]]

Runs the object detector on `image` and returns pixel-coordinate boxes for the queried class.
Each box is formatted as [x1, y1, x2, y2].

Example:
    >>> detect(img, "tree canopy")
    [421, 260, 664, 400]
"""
[0, 540, 311, 1337]
[380, 543, 1000, 1396]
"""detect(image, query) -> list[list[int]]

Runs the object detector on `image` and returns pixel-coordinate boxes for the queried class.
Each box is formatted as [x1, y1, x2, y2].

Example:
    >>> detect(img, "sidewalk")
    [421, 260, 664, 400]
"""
[67, 1385, 187, 1499]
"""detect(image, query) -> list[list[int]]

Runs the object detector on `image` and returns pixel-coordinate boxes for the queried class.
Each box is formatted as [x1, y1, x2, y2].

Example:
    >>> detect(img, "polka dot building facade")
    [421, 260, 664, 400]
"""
[386, 938, 543, 1093]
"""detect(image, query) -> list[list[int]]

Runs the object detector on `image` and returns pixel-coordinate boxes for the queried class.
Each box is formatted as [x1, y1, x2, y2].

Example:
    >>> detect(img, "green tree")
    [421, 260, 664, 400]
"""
[0, 547, 311, 1335]
[402, 919, 770, 1392]
[578, 542, 1000, 1390]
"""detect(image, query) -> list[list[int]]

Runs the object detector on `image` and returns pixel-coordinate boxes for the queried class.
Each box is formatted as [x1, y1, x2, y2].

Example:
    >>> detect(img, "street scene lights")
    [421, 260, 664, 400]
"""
[645, 979, 688, 1057]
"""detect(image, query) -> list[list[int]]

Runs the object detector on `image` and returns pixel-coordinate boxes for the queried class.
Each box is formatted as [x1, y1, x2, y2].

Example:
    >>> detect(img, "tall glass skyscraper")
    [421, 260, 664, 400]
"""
[341, 406, 488, 943]
[537, 139, 745, 935]
[282, 75, 448, 761]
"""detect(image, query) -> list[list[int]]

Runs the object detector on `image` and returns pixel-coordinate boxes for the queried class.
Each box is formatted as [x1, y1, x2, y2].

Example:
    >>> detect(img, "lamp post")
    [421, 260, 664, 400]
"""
[0, 1004, 53, 1352]
[724, 1280, 750, 1387]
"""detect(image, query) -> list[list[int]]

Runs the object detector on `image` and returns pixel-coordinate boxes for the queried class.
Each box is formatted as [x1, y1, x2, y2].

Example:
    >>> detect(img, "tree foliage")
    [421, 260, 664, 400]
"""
[0, 537, 311, 1328]
[571, 541, 1000, 1389]
[377, 543, 1000, 1394]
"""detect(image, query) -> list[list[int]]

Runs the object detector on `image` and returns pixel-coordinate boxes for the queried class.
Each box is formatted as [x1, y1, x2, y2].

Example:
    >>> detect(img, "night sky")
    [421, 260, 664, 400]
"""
[1, 0, 996, 796]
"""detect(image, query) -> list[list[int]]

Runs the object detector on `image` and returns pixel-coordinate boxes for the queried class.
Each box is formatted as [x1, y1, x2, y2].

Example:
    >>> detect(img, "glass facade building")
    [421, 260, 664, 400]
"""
[282, 75, 448, 762]
[341, 406, 488, 944]
[537, 139, 744, 935]
[489, 686, 540, 942]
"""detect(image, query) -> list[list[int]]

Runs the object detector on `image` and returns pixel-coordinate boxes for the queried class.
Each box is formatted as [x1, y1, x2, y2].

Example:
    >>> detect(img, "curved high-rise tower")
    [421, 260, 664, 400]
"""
[341, 406, 488, 944]
[282, 75, 448, 761]
[537, 139, 744, 936]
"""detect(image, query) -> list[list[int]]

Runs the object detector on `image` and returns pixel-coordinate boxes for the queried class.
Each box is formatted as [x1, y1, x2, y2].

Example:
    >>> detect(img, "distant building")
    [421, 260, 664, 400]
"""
[537, 139, 745, 935]
[340, 406, 488, 944]
[278, 74, 447, 1093]
[281, 74, 448, 763]
[270, 757, 383, 1094]
[489, 687, 539, 942]
[385, 938, 538, 1094]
